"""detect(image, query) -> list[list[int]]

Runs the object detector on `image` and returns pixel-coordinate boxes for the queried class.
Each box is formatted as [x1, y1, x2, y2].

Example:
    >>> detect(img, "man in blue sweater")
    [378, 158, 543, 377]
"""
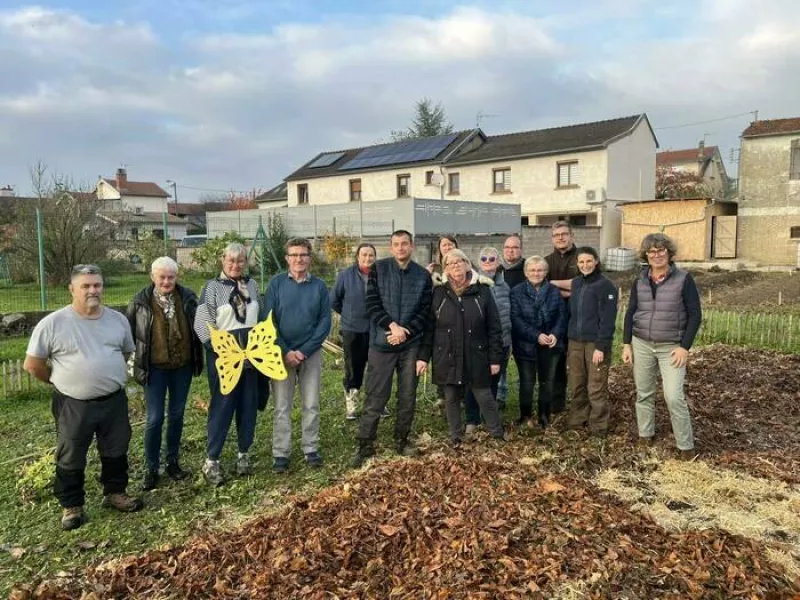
[351, 230, 432, 467]
[263, 238, 331, 473]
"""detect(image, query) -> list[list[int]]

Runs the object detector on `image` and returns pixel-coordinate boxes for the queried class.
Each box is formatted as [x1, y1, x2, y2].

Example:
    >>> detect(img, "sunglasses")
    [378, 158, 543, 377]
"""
[480, 256, 497, 263]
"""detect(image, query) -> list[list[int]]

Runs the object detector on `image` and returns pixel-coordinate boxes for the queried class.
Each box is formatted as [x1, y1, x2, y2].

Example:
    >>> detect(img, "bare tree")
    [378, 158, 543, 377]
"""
[11, 162, 121, 283]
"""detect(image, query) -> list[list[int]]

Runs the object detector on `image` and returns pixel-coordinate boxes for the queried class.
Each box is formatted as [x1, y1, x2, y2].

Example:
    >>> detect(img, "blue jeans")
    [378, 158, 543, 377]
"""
[144, 365, 193, 472]
[205, 351, 260, 460]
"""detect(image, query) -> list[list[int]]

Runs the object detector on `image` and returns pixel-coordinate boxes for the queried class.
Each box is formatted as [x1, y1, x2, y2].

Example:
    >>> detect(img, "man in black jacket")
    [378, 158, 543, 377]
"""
[351, 230, 432, 467]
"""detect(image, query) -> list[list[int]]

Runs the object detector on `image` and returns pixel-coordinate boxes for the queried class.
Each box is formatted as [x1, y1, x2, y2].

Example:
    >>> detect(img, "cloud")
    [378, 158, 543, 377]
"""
[0, 1, 799, 196]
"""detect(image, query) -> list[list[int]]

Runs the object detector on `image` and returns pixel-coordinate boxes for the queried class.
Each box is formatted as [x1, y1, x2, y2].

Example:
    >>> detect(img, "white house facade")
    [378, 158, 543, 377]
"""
[95, 168, 170, 213]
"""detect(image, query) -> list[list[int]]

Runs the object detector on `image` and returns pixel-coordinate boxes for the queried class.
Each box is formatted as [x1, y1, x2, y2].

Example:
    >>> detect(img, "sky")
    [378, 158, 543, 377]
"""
[0, 0, 799, 200]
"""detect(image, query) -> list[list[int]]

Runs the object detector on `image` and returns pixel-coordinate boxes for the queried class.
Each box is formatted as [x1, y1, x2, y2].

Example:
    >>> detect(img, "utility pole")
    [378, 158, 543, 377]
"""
[166, 180, 178, 204]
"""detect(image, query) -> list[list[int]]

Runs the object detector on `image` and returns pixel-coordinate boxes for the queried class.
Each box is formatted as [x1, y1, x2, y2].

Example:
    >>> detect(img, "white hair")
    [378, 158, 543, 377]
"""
[223, 242, 246, 259]
[151, 256, 179, 275]
[524, 255, 549, 272]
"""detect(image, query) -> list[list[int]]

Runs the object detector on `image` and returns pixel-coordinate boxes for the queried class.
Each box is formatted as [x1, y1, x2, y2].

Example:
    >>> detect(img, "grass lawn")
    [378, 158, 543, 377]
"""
[0, 353, 456, 594]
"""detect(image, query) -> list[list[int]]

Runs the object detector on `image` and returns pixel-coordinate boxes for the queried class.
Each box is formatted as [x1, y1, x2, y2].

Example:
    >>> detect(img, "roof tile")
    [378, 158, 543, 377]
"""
[742, 118, 800, 138]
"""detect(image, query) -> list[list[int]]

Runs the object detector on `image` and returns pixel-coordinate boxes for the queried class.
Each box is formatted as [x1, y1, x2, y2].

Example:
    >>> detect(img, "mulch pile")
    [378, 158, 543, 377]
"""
[608, 345, 800, 483]
[17, 451, 799, 599]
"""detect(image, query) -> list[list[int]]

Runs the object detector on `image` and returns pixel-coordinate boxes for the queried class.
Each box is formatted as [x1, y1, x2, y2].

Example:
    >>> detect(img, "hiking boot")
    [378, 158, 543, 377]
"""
[395, 440, 420, 458]
[236, 453, 253, 476]
[202, 459, 225, 486]
[350, 446, 374, 469]
[61, 506, 86, 531]
[345, 389, 359, 421]
[102, 493, 144, 513]
[165, 461, 189, 481]
[142, 470, 159, 491]
[272, 456, 290, 474]
[638, 436, 655, 447]
[305, 452, 324, 468]
[678, 448, 698, 461]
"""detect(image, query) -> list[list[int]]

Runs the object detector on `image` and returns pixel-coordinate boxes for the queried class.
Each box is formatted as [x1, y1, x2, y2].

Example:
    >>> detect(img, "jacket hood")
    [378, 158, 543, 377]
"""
[432, 270, 494, 288]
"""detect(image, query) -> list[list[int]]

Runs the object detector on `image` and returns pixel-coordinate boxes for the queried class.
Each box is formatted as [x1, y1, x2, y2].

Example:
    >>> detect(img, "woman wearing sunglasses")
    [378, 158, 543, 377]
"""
[464, 247, 512, 432]
[622, 233, 702, 460]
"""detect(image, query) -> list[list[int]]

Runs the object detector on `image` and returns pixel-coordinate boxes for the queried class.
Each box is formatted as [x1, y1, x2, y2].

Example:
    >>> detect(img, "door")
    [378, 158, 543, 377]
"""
[712, 215, 737, 259]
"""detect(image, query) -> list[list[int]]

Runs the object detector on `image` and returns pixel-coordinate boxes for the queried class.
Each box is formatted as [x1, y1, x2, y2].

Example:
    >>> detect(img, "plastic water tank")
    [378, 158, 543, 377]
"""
[605, 247, 637, 272]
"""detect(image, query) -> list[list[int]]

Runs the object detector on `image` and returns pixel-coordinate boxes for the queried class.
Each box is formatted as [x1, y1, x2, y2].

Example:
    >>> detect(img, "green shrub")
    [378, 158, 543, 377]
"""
[16, 449, 55, 504]
[190, 232, 247, 277]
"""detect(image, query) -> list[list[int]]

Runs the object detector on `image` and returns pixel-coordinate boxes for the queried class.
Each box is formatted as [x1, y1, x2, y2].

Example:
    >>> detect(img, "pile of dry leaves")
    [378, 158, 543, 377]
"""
[608, 345, 800, 483]
[18, 451, 799, 599]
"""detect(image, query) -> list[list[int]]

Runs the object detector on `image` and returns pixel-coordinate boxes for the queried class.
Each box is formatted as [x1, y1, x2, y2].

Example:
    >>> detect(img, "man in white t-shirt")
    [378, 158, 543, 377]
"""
[24, 264, 143, 530]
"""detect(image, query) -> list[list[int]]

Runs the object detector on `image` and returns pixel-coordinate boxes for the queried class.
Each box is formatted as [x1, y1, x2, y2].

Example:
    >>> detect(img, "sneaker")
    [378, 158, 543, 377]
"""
[305, 452, 324, 468]
[350, 446, 374, 469]
[165, 462, 189, 481]
[61, 506, 86, 531]
[102, 493, 144, 513]
[272, 456, 290, 474]
[236, 453, 253, 476]
[202, 459, 225, 486]
[395, 440, 420, 458]
[345, 389, 359, 421]
[142, 470, 159, 491]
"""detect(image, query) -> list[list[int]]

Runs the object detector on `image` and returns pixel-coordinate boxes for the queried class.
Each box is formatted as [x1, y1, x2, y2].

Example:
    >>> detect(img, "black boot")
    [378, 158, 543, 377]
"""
[142, 470, 159, 491]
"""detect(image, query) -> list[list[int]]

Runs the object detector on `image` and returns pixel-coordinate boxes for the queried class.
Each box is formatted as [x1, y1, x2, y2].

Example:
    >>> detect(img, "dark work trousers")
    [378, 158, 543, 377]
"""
[566, 340, 611, 433]
[143, 364, 193, 473]
[52, 387, 131, 509]
[465, 346, 510, 425]
[341, 330, 370, 391]
[516, 347, 562, 426]
[357, 345, 420, 449]
[444, 385, 504, 442]
[552, 340, 569, 413]
[206, 350, 259, 460]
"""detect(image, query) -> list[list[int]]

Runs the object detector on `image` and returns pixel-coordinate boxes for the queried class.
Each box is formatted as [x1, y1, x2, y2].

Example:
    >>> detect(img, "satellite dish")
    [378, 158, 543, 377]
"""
[430, 173, 444, 187]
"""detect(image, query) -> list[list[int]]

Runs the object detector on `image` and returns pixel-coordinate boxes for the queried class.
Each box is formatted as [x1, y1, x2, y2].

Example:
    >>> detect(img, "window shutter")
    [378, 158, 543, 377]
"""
[571, 162, 579, 185]
[791, 141, 800, 180]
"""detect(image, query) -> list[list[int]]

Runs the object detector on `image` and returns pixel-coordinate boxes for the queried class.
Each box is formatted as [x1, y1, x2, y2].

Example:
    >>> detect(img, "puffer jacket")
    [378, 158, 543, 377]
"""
[478, 268, 512, 348]
[420, 271, 503, 388]
[510, 280, 568, 361]
[125, 283, 204, 385]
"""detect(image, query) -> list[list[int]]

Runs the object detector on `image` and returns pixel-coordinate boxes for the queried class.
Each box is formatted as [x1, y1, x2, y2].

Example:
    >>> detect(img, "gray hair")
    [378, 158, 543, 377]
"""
[639, 233, 677, 262]
[70, 264, 102, 282]
[150, 256, 179, 275]
[479, 246, 500, 258]
[523, 255, 549, 272]
[443, 248, 472, 271]
[222, 242, 246, 260]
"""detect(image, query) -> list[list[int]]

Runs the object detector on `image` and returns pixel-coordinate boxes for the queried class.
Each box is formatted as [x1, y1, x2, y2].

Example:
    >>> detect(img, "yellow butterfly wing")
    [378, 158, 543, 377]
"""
[207, 324, 246, 395]
[244, 312, 288, 381]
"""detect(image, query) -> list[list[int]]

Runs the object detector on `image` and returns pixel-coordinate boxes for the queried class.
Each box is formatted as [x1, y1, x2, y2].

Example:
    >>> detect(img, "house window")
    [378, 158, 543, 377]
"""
[448, 172, 460, 195]
[425, 170, 434, 185]
[493, 168, 511, 193]
[130, 227, 139, 241]
[297, 184, 309, 205]
[397, 174, 410, 198]
[791, 226, 800, 239]
[349, 179, 362, 202]
[557, 161, 580, 187]
[791, 140, 800, 180]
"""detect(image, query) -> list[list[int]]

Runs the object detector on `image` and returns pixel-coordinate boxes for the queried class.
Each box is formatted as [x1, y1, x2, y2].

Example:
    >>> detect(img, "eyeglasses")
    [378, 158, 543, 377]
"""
[480, 256, 497, 263]
[646, 248, 667, 257]
[552, 232, 571, 238]
[287, 253, 310, 259]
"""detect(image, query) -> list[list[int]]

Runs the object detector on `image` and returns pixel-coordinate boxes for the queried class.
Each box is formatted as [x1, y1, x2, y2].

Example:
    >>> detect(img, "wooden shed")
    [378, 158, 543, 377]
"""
[620, 198, 738, 261]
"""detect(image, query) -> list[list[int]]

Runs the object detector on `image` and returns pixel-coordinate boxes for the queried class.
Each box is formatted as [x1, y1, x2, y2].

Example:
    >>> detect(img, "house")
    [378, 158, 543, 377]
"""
[737, 117, 800, 266]
[284, 114, 658, 252]
[657, 143, 730, 199]
[98, 210, 188, 242]
[255, 183, 288, 209]
[620, 198, 738, 261]
[95, 168, 171, 214]
[168, 202, 207, 234]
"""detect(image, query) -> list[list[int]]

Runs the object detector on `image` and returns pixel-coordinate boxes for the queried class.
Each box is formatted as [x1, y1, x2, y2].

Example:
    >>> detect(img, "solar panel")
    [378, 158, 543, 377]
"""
[339, 133, 459, 171]
[308, 152, 345, 168]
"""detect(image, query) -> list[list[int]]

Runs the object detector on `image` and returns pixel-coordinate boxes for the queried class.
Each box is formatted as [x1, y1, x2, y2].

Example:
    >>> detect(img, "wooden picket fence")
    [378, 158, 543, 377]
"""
[0, 359, 41, 398]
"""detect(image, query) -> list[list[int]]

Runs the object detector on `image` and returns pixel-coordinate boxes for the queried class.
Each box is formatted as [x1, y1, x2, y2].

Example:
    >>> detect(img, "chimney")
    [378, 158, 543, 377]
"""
[0, 185, 14, 197]
[697, 140, 705, 160]
[116, 168, 128, 190]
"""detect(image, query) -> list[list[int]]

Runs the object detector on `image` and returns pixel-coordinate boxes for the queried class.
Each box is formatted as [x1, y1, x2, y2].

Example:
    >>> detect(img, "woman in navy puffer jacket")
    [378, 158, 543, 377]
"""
[510, 256, 567, 430]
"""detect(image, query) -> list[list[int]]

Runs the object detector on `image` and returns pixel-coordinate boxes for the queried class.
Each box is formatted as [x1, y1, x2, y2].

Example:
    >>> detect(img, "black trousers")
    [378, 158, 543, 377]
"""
[516, 347, 562, 424]
[52, 388, 131, 508]
[341, 330, 370, 391]
[551, 344, 568, 413]
[357, 345, 420, 447]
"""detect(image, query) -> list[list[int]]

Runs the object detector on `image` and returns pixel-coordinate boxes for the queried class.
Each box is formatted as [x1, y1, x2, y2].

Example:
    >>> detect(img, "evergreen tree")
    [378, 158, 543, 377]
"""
[391, 98, 454, 141]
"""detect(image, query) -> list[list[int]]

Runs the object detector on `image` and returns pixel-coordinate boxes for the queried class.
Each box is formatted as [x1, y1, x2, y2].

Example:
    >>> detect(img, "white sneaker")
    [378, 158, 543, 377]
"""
[345, 388, 359, 420]
[465, 424, 477, 436]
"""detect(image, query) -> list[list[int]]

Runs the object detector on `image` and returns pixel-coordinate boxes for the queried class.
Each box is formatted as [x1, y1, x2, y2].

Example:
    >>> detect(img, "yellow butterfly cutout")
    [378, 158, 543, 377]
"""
[207, 311, 288, 395]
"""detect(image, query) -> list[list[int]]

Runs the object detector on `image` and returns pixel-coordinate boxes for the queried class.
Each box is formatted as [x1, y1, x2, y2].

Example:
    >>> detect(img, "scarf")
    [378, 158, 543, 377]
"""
[220, 271, 251, 324]
[449, 271, 473, 297]
[153, 288, 182, 341]
[529, 283, 551, 331]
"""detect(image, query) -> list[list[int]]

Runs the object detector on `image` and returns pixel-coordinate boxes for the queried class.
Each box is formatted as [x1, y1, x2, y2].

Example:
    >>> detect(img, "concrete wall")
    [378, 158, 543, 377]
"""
[737, 134, 800, 265]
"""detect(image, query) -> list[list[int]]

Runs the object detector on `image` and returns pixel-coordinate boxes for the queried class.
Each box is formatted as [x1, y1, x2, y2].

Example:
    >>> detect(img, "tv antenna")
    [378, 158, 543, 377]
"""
[476, 110, 500, 128]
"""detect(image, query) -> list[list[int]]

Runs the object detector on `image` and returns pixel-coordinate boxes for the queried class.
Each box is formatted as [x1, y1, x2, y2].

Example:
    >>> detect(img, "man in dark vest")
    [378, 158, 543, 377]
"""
[351, 230, 433, 467]
[544, 221, 579, 413]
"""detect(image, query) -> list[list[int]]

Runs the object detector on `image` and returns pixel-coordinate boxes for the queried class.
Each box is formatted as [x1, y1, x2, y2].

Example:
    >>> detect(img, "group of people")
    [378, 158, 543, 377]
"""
[23, 224, 701, 531]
